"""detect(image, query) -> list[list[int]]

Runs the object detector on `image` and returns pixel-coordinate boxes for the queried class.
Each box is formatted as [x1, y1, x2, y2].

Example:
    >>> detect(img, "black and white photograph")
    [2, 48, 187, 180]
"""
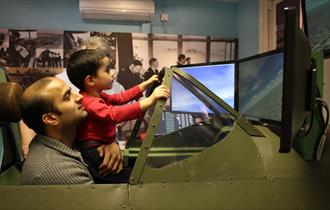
[0, 29, 9, 67]
[5, 67, 60, 90]
[7, 29, 37, 68]
[90, 31, 117, 68]
[36, 30, 63, 49]
[35, 48, 63, 70]
[63, 30, 90, 67]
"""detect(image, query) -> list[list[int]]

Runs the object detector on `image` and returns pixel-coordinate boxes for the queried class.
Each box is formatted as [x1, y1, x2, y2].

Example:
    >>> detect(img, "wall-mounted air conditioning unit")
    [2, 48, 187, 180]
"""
[79, 0, 155, 22]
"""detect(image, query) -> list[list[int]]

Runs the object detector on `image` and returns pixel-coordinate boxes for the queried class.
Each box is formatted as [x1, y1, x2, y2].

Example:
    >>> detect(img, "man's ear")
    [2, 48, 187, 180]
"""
[42, 113, 59, 126]
[84, 75, 95, 88]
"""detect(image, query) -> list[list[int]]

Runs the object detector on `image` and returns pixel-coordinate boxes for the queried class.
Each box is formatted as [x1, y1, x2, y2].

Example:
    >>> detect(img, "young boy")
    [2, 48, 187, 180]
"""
[66, 49, 170, 183]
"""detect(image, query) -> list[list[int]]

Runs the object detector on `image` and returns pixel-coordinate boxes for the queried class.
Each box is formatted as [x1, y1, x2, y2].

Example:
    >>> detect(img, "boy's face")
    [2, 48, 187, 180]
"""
[94, 56, 114, 90]
[109, 68, 119, 80]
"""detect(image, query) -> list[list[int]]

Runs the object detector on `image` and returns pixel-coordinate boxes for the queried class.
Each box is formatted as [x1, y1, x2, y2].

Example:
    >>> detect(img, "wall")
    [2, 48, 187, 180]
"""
[0, 0, 263, 59]
[0, 0, 238, 37]
[152, 0, 237, 37]
[0, 0, 140, 32]
[237, 0, 259, 59]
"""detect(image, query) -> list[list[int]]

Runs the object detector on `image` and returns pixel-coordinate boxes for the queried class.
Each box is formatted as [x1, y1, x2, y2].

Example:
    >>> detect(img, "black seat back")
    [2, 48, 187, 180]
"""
[0, 82, 23, 173]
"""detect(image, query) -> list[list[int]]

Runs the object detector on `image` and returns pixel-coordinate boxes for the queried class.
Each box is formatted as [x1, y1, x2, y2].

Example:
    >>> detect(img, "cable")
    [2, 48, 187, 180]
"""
[316, 97, 329, 126]
[315, 97, 329, 160]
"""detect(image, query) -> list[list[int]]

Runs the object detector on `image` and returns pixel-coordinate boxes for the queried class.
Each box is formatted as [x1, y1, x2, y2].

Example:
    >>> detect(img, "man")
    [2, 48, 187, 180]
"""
[176, 54, 186, 66]
[143, 58, 159, 81]
[20, 77, 94, 185]
[186, 57, 191, 65]
[117, 59, 143, 90]
[21, 37, 124, 178]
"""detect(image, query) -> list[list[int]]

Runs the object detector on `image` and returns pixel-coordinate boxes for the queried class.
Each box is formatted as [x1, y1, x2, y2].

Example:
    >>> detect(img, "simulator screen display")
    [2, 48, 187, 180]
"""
[174, 63, 235, 113]
[238, 51, 283, 122]
[305, 0, 330, 54]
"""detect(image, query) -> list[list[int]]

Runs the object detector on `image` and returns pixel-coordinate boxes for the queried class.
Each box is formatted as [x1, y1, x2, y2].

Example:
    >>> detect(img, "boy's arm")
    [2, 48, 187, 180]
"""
[85, 97, 143, 123]
[101, 85, 142, 105]
[138, 74, 159, 92]
[102, 75, 159, 105]
[85, 85, 170, 123]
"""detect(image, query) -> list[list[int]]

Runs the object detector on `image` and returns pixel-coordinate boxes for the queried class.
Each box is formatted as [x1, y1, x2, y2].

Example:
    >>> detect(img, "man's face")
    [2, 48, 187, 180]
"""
[179, 58, 186, 65]
[94, 57, 114, 90]
[45, 78, 87, 127]
[152, 60, 159, 69]
[131, 64, 142, 74]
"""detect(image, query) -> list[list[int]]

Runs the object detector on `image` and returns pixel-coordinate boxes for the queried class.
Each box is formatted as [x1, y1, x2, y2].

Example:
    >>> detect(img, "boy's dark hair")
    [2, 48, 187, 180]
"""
[66, 49, 108, 90]
[20, 77, 61, 135]
[178, 54, 186, 61]
[132, 59, 142, 66]
[149, 58, 157, 66]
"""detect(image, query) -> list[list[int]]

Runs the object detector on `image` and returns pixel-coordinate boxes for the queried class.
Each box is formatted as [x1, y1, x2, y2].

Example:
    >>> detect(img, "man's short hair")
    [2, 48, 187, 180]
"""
[79, 36, 112, 57]
[20, 77, 61, 135]
[66, 49, 108, 91]
[132, 59, 142, 66]
[178, 54, 186, 61]
[149, 58, 157, 66]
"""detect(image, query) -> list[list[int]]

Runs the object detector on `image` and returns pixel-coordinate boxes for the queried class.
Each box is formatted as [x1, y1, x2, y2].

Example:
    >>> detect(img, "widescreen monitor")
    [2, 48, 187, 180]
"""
[171, 62, 235, 113]
[303, 0, 330, 57]
[280, 7, 314, 153]
[238, 50, 284, 123]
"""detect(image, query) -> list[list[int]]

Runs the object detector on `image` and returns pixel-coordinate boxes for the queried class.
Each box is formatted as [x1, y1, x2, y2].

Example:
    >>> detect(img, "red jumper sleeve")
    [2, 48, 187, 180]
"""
[84, 97, 143, 123]
[101, 85, 143, 105]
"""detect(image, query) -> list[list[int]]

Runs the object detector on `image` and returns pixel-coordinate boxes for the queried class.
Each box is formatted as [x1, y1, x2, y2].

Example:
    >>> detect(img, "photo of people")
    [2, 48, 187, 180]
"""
[0, 29, 9, 67]
[35, 48, 63, 69]
[63, 30, 90, 67]
[5, 66, 61, 90]
[7, 30, 37, 68]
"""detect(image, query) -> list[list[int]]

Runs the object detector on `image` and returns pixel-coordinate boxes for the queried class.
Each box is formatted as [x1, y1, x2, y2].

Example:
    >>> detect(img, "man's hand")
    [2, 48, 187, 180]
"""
[139, 74, 159, 91]
[97, 142, 123, 176]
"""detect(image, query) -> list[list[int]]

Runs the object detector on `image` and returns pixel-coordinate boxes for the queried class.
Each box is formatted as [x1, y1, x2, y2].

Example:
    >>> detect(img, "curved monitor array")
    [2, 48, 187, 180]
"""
[172, 7, 314, 152]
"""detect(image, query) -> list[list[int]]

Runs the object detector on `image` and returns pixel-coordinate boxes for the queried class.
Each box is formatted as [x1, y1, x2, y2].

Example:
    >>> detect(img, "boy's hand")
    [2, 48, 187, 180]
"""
[97, 142, 123, 175]
[139, 74, 159, 91]
[139, 85, 170, 112]
[150, 85, 170, 102]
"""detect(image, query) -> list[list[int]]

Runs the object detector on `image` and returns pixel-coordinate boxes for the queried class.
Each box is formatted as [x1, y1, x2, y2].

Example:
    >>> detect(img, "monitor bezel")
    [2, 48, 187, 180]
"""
[171, 61, 237, 113]
[280, 7, 312, 153]
[237, 48, 284, 124]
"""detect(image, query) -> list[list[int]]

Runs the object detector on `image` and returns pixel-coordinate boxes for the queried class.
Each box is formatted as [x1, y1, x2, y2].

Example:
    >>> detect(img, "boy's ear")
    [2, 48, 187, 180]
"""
[84, 75, 96, 88]
[42, 113, 59, 126]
